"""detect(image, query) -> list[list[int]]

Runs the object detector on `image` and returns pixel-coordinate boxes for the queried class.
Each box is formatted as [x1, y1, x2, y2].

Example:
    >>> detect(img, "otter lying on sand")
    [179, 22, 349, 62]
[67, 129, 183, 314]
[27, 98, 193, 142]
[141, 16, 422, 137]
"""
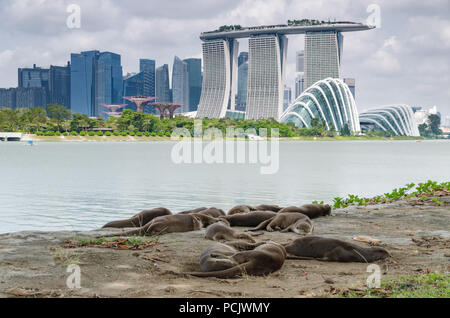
[187, 241, 286, 278]
[283, 236, 390, 262]
[107, 213, 221, 236]
[249, 212, 314, 234]
[102, 207, 172, 228]
[278, 204, 331, 219]
[220, 211, 277, 227]
[205, 222, 260, 243]
[178, 207, 225, 217]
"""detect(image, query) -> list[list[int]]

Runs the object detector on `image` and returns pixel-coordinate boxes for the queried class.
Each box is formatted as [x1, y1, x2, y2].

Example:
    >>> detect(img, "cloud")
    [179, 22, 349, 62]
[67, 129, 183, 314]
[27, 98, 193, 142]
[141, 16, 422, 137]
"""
[0, 0, 448, 116]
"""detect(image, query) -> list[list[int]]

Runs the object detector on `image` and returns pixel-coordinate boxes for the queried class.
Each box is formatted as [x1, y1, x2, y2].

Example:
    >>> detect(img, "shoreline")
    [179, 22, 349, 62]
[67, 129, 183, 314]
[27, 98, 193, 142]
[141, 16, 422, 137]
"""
[1, 196, 448, 298]
[4, 134, 442, 142]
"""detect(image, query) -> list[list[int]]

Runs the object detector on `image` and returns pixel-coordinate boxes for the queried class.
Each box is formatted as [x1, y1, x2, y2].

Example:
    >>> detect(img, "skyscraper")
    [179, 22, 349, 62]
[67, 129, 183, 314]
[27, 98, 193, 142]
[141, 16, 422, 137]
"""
[123, 73, 145, 98]
[184, 58, 202, 111]
[236, 61, 248, 111]
[238, 52, 248, 67]
[0, 88, 17, 108]
[295, 73, 305, 98]
[15, 87, 47, 109]
[96, 52, 123, 118]
[343, 78, 355, 99]
[18, 64, 50, 99]
[172, 56, 189, 113]
[71, 50, 123, 117]
[196, 39, 239, 118]
[283, 85, 292, 111]
[155, 64, 171, 103]
[304, 31, 343, 88]
[49, 62, 71, 108]
[245, 35, 287, 120]
[296, 50, 304, 73]
[71, 50, 100, 116]
[140, 59, 156, 98]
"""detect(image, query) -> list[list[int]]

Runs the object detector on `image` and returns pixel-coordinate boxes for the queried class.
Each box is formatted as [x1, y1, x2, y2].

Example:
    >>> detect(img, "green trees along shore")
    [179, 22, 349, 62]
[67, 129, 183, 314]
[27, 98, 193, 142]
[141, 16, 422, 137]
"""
[0, 104, 442, 138]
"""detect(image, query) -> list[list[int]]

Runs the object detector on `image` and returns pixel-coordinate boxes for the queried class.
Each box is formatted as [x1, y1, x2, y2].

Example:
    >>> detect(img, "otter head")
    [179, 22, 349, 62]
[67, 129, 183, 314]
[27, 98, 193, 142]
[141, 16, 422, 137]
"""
[369, 247, 391, 260]
[217, 219, 230, 227]
[264, 240, 287, 258]
[293, 221, 314, 234]
[322, 204, 332, 216]
[195, 213, 223, 226]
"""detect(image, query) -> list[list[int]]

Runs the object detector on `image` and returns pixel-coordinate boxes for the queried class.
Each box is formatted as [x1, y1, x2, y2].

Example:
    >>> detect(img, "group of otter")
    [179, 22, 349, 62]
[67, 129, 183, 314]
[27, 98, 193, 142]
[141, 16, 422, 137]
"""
[102, 204, 390, 278]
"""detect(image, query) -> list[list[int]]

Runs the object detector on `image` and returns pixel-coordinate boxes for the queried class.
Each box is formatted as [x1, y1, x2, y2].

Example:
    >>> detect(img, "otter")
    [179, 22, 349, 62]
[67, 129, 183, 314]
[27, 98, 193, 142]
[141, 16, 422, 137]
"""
[108, 213, 220, 236]
[254, 204, 283, 212]
[283, 236, 390, 263]
[249, 212, 314, 234]
[227, 205, 256, 215]
[102, 207, 172, 228]
[196, 208, 226, 218]
[187, 241, 286, 278]
[178, 207, 208, 215]
[205, 222, 259, 243]
[220, 211, 277, 227]
[278, 204, 331, 219]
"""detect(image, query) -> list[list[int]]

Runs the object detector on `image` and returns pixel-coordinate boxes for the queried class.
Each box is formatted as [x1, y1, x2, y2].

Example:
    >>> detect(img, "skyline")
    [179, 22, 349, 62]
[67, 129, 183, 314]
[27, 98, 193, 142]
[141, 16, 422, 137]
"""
[0, 0, 449, 117]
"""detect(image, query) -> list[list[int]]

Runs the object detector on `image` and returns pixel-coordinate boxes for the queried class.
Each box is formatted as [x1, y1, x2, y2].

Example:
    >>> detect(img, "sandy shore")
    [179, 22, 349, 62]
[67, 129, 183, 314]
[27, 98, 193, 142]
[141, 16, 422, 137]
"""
[0, 197, 448, 298]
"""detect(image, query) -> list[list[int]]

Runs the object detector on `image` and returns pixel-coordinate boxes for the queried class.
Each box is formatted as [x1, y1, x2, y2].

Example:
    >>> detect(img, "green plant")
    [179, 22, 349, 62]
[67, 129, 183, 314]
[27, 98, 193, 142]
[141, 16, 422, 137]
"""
[96, 131, 104, 136]
[70, 131, 77, 136]
[79, 131, 86, 136]
[88, 131, 95, 136]
[105, 131, 112, 136]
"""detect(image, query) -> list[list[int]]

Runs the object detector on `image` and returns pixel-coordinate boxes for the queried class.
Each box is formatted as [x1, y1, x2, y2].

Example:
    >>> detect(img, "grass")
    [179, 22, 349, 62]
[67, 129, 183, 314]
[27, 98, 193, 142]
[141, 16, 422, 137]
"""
[53, 248, 81, 265]
[337, 272, 450, 298]
[71, 235, 159, 248]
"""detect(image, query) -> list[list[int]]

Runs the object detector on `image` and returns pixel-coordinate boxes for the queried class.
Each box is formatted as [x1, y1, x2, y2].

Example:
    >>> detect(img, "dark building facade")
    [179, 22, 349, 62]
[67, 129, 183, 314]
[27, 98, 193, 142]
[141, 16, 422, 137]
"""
[183, 58, 202, 112]
[0, 88, 17, 108]
[18, 64, 50, 95]
[15, 87, 47, 109]
[238, 51, 249, 67]
[71, 50, 123, 117]
[49, 62, 71, 108]
[155, 64, 171, 103]
[139, 59, 156, 98]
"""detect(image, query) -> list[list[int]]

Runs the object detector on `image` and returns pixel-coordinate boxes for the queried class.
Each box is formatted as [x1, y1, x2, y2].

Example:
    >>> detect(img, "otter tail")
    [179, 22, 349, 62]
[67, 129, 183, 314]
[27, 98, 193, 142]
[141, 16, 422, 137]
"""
[186, 262, 250, 278]
[248, 218, 273, 231]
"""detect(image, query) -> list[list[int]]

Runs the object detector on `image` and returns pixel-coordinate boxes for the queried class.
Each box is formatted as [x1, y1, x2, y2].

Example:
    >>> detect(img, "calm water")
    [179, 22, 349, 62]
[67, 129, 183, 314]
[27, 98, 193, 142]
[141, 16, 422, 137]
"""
[0, 140, 449, 233]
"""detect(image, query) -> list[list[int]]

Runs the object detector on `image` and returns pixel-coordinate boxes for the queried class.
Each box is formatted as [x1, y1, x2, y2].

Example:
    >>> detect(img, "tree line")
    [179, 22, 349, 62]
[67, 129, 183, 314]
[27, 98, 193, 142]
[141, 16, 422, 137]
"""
[0, 104, 422, 138]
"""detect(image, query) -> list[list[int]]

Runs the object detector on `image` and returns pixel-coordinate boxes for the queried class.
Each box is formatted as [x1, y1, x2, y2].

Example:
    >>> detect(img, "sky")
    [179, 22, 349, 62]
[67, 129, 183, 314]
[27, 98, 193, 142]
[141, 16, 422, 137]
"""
[0, 0, 449, 117]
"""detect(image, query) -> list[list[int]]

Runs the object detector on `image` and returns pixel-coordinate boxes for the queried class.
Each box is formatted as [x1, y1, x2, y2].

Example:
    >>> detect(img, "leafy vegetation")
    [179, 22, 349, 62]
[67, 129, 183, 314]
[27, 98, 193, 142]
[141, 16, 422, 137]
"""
[419, 114, 442, 137]
[325, 180, 450, 209]
[333, 272, 450, 298]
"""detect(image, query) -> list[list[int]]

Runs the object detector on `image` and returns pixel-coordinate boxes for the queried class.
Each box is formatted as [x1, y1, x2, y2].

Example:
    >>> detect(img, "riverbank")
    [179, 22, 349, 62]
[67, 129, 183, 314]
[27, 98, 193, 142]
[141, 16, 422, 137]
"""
[0, 195, 448, 298]
[15, 134, 435, 142]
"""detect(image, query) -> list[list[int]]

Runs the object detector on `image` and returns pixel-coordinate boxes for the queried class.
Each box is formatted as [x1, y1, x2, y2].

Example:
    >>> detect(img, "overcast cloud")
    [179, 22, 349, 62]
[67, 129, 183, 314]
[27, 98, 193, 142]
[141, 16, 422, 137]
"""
[0, 0, 449, 116]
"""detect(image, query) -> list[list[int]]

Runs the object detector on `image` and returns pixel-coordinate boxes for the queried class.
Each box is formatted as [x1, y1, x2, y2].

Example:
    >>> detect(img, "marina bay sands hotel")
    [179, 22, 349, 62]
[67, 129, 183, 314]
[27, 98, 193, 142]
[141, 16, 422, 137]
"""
[196, 20, 374, 120]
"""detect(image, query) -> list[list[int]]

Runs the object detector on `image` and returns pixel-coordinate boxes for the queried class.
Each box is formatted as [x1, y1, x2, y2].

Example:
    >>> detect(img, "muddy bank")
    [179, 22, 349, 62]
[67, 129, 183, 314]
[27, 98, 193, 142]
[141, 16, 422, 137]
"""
[0, 197, 449, 298]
